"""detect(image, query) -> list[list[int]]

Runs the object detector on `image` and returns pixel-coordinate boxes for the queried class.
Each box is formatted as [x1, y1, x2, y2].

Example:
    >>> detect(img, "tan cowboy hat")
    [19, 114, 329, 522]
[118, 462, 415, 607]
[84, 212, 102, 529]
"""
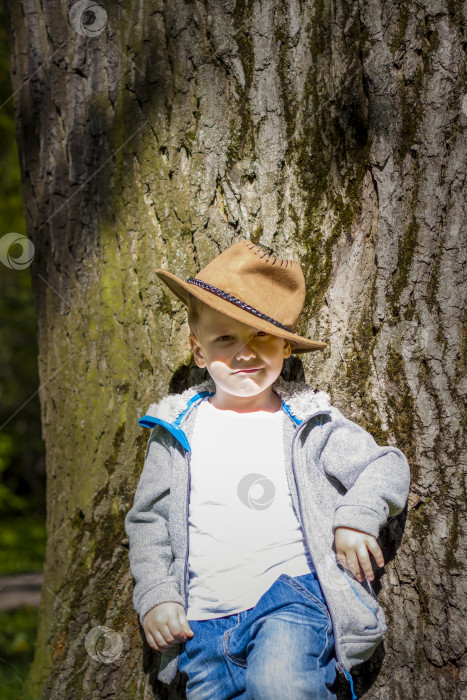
[155, 239, 328, 354]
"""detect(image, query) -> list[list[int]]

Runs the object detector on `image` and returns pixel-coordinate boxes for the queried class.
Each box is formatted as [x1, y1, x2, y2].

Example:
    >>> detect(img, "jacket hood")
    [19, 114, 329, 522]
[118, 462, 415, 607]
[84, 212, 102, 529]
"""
[139, 375, 332, 433]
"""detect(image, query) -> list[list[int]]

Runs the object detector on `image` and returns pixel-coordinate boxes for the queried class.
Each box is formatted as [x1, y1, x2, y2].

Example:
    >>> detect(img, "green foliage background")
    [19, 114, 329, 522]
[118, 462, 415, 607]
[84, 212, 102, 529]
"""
[0, 3, 46, 697]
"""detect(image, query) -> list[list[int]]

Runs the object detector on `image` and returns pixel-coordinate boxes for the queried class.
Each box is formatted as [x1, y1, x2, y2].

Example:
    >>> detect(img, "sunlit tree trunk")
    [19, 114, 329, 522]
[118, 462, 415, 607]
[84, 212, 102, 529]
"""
[3, 0, 465, 697]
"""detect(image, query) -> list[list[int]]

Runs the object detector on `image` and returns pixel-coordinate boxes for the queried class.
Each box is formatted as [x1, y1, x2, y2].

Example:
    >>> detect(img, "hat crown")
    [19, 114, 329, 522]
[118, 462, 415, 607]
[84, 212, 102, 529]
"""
[195, 241, 305, 331]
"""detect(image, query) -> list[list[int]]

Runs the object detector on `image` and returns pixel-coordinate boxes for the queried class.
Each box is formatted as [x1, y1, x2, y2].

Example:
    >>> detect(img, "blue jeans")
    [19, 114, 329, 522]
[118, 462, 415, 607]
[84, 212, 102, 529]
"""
[178, 572, 337, 699]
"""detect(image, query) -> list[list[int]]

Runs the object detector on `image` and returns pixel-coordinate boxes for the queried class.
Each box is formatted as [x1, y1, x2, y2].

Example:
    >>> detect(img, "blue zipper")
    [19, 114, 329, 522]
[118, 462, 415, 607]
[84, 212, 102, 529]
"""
[344, 670, 358, 699]
[289, 410, 358, 699]
[184, 449, 192, 609]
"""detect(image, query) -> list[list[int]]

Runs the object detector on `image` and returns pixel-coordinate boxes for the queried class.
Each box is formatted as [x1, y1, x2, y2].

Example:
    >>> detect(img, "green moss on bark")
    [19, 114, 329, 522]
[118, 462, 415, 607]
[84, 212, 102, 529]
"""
[390, 216, 419, 313]
[104, 423, 126, 476]
[426, 233, 442, 311]
[390, 0, 410, 55]
[386, 346, 418, 477]
[398, 64, 424, 164]
[408, 496, 433, 540]
[446, 0, 466, 33]
[275, 0, 298, 144]
[291, 6, 370, 319]
[344, 280, 390, 444]
[251, 224, 263, 245]
[227, 0, 255, 170]
[414, 575, 430, 616]
[444, 507, 462, 570]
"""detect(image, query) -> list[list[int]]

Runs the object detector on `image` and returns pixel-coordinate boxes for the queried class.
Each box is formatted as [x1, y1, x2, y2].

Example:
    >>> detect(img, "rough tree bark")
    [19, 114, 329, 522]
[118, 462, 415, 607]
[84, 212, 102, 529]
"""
[3, 0, 466, 698]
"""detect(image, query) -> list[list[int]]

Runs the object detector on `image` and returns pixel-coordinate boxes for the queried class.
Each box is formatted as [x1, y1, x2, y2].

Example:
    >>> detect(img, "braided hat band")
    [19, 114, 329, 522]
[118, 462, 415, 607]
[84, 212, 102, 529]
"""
[186, 278, 294, 333]
[155, 240, 327, 354]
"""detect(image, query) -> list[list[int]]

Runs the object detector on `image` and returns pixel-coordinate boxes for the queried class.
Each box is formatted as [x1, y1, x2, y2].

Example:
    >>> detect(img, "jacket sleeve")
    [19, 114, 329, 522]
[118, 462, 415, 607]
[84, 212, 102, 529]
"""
[318, 405, 411, 538]
[124, 425, 184, 627]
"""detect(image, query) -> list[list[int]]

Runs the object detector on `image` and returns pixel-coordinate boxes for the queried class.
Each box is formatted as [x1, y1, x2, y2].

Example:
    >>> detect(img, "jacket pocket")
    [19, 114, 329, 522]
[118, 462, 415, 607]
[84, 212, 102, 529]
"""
[279, 574, 330, 618]
[324, 553, 380, 632]
[223, 623, 248, 668]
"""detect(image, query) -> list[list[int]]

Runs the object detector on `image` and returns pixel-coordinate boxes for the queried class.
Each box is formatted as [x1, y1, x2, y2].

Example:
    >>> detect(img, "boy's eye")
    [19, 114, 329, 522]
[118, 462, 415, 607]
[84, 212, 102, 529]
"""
[215, 331, 269, 342]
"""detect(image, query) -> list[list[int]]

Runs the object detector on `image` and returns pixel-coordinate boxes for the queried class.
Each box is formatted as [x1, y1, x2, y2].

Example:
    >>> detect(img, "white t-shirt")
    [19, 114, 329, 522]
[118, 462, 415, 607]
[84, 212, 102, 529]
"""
[186, 397, 314, 620]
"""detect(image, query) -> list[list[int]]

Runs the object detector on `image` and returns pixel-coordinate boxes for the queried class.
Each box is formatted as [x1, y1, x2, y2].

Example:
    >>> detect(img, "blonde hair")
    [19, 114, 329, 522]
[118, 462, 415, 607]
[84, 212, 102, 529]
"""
[188, 293, 202, 336]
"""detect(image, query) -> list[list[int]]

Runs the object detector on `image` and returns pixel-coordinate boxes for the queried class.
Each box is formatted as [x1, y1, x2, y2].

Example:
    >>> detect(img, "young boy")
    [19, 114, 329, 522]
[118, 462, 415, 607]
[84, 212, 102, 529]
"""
[125, 240, 411, 699]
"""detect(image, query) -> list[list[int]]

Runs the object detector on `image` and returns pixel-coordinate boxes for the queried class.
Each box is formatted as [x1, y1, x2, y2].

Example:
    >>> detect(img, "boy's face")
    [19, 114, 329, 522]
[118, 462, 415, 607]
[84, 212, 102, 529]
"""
[189, 303, 292, 405]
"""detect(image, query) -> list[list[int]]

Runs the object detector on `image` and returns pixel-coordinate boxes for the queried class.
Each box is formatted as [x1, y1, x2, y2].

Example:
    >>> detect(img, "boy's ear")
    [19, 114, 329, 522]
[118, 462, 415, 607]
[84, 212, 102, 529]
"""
[284, 339, 292, 358]
[189, 332, 206, 368]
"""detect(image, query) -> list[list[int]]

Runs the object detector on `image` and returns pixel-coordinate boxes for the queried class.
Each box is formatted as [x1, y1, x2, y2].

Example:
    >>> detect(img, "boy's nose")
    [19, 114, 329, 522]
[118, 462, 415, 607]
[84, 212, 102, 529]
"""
[235, 339, 257, 360]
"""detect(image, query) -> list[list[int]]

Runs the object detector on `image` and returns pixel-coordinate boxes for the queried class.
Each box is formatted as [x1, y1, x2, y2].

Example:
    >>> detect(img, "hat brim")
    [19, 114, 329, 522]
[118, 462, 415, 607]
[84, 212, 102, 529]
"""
[155, 269, 327, 355]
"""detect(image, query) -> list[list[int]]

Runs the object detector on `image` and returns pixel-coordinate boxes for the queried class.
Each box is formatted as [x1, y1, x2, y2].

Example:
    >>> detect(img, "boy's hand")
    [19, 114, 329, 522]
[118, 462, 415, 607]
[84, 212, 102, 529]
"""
[143, 602, 194, 652]
[334, 526, 385, 582]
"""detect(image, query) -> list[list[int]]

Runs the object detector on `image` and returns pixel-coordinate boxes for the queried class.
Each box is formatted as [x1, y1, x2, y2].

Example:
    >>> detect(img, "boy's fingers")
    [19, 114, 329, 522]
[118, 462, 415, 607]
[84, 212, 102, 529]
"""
[151, 628, 170, 651]
[336, 536, 384, 582]
[336, 551, 349, 570]
[177, 611, 194, 637]
[156, 625, 175, 651]
[367, 539, 385, 566]
[357, 544, 378, 581]
[344, 552, 362, 580]
[146, 631, 158, 650]
[165, 614, 193, 642]
[337, 551, 358, 579]
[182, 621, 194, 636]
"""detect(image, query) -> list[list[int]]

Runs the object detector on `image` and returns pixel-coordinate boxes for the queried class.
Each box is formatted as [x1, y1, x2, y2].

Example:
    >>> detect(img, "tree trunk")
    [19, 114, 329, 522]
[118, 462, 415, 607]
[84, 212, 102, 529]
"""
[3, 0, 465, 697]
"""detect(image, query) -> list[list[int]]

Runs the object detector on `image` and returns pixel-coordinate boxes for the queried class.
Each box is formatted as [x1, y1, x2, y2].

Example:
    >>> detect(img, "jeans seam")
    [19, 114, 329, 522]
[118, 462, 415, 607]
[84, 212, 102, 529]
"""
[278, 574, 330, 617]
[223, 613, 248, 668]
[317, 617, 334, 666]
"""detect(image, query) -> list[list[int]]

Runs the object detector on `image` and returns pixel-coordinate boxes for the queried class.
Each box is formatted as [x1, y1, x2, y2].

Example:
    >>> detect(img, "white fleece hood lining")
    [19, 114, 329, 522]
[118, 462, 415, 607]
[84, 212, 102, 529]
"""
[143, 375, 332, 425]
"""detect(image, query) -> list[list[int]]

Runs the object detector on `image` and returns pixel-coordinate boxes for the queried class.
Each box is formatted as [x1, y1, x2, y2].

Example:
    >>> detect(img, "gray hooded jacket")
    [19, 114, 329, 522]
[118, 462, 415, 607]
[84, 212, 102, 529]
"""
[124, 375, 410, 692]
